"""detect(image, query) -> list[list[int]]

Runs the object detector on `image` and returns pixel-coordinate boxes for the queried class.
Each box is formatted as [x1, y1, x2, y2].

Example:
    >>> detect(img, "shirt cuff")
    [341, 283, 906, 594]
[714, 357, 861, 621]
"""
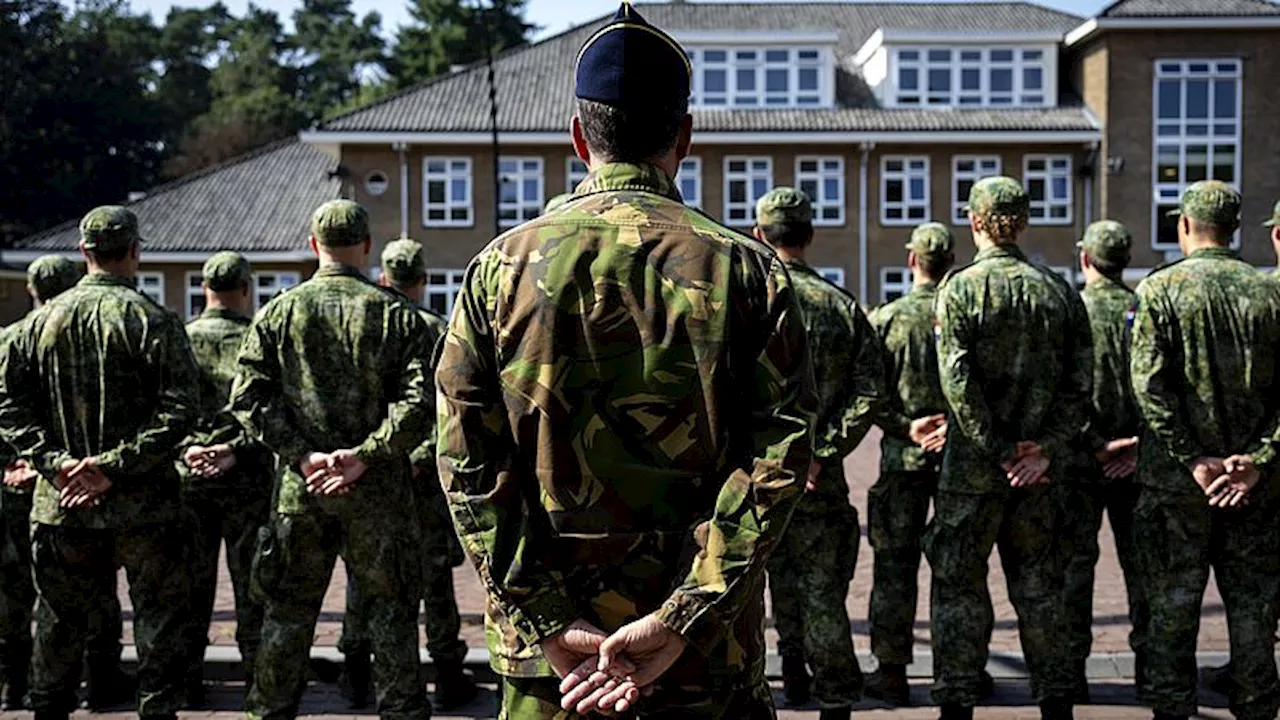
[653, 589, 726, 654]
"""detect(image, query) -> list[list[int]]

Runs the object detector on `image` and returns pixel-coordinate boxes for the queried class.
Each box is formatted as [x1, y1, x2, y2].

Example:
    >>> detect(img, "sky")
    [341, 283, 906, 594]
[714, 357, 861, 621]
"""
[119, 0, 1112, 40]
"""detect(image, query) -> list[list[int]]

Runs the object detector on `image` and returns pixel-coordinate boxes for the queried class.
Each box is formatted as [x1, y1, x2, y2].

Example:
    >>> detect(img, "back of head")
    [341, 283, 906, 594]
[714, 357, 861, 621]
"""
[79, 205, 143, 264]
[1079, 220, 1132, 277]
[966, 176, 1029, 244]
[27, 255, 82, 302]
[574, 4, 691, 164]
[203, 251, 253, 294]
[311, 199, 371, 250]
[1173, 180, 1240, 244]
[906, 222, 955, 279]
[381, 238, 427, 289]
[755, 187, 814, 250]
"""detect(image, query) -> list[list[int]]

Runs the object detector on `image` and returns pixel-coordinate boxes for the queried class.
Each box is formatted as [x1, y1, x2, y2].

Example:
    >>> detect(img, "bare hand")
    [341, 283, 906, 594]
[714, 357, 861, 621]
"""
[57, 458, 112, 508]
[183, 444, 237, 479]
[1187, 456, 1227, 494]
[1102, 453, 1138, 480]
[805, 460, 821, 493]
[909, 414, 947, 453]
[304, 450, 368, 497]
[543, 620, 639, 716]
[3, 460, 38, 490]
[1003, 442, 1050, 487]
[565, 615, 687, 714]
[1205, 455, 1261, 508]
[1097, 437, 1139, 480]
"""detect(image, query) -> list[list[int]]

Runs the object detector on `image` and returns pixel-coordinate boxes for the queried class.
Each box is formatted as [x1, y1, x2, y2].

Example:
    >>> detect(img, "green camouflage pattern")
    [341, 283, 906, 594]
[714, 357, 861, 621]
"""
[79, 205, 143, 251]
[964, 176, 1029, 221]
[382, 238, 428, 287]
[906, 223, 954, 259]
[1078, 221, 1132, 268]
[543, 193, 574, 215]
[435, 162, 815, 693]
[499, 675, 777, 719]
[26, 255, 81, 301]
[870, 283, 946, 473]
[311, 199, 370, 247]
[0, 273, 199, 528]
[202, 251, 252, 291]
[1129, 246, 1280, 719]
[229, 262, 433, 720]
[1168, 180, 1241, 227]
[867, 469, 936, 665]
[1080, 277, 1140, 451]
[755, 187, 812, 226]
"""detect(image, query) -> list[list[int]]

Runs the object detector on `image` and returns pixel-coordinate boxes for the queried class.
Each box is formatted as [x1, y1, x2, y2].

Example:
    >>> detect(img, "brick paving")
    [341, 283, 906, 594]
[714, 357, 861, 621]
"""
[114, 430, 1229, 655]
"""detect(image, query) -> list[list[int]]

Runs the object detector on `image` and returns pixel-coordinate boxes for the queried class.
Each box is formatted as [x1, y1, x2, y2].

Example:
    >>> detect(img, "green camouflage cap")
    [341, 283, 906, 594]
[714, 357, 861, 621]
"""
[1262, 199, 1280, 227]
[79, 205, 144, 251]
[26, 255, 81, 300]
[543, 194, 573, 215]
[311, 199, 370, 247]
[1167, 180, 1240, 227]
[1077, 220, 1132, 267]
[755, 187, 813, 225]
[905, 222, 954, 258]
[202, 251, 252, 292]
[381, 238, 427, 286]
[964, 176, 1030, 220]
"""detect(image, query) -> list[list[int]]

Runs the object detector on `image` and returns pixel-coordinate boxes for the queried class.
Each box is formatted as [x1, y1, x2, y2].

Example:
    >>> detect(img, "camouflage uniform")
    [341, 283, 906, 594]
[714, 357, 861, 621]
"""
[1057, 222, 1146, 688]
[755, 188, 882, 711]
[866, 223, 952, 670]
[0, 208, 198, 718]
[436, 161, 814, 719]
[180, 252, 272, 690]
[230, 201, 433, 720]
[1129, 182, 1280, 720]
[928, 178, 1090, 711]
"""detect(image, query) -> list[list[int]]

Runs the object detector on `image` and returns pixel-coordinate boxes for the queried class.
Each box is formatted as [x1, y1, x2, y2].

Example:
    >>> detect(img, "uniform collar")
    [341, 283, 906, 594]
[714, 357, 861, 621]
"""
[911, 281, 938, 296]
[1188, 246, 1239, 261]
[572, 163, 683, 203]
[313, 262, 367, 280]
[199, 306, 249, 323]
[80, 272, 137, 289]
[973, 244, 1028, 263]
[1084, 275, 1129, 293]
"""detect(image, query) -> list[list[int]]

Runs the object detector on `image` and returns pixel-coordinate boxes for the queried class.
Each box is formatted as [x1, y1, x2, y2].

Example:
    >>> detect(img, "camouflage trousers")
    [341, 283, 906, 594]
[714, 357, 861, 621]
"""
[29, 522, 189, 716]
[867, 469, 937, 665]
[499, 674, 777, 719]
[767, 491, 862, 708]
[925, 486, 1073, 706]
[1132, 487, 1280, 720]
[1057, 474, 1145, 681]
[0, 490, 37, 688]
[182, 482, 271, 685]
[247, 508, 428, 720]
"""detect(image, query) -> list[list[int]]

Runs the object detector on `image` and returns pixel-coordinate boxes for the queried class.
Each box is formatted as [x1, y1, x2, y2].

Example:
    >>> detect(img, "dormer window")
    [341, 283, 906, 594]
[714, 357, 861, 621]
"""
[893, 46, 1048, 108]
[679, 32, 837, 109]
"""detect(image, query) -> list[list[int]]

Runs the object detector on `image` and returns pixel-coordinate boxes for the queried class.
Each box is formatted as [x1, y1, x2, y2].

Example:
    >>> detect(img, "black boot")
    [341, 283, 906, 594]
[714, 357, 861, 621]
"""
[33, 710, 70, 720]
[0, 655, 29, 711]
[780, 652, 811, 707]
[1040, 699, 1074, 720]
[1200, 662, 1234, 695]
[433, 660, 479, 711]
[978, 669, 996, 700]
[864, 663, 910, 707]
[1073, 659, 1090, 704]
[1153, 713, 1189, 720]
[939, 702, 974, 720]
[341, 650, 373, 710]
[183, 675, 207, 710]
[818, 706, 852, 720]
[84, 656, 135, 712]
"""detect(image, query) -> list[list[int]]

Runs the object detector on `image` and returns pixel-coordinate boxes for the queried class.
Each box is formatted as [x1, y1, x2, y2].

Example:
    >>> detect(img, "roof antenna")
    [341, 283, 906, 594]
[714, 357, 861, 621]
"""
[477, 0, 502, 237]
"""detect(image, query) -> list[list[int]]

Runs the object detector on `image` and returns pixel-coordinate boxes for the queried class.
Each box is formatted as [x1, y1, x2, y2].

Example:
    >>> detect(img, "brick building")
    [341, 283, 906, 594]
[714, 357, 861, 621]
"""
[7, 0, 1280, 321]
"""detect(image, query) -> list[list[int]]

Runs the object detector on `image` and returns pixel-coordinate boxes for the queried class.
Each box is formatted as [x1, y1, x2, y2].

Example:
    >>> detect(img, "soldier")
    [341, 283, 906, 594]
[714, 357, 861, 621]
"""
[928, 177, 1091, 720]
[863, 223, 956, 706]
[1059, 221, 1144, 701]
[338, 239, 477, 711]
[543, 194, 573, 215]
[177, 251, 272, 706]
[1129, 180, 1280, 720]
[435, 4, 814, 718]
[229, 200, 434, 720]
[0, 207, 198, 720]
[751, 188, 882, 720]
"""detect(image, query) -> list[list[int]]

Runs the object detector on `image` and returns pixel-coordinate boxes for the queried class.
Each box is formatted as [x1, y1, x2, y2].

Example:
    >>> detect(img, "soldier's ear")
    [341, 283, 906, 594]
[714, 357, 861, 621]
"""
[570, 116, 590, 164]
[674, 114, 693, 161]
[1271, 227, 1280, 246]
[308, 236, 320, 257]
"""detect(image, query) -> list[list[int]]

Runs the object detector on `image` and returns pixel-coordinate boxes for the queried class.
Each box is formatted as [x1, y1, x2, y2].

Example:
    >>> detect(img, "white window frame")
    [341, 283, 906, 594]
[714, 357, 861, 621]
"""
[1151, 58, 1243, 250]
[677, 157, 702, 209]
[498, 156, 544, 228]
[426, 269, 467, 318]
[136, 272, 165, 306]
[881, 156, 931, 226]
[795, 156, 845, 226]
[891, 45, 1052, 109]
[687, 46, 831, 108]
[566, 157, 589, 194]
[1023, 155, 1073, 226]
[253, 271, 299, 310]
[185, 271, 205, 320]
[880, 267, 912, 303]
[422, 157, 473, 228]
[816, 267, 846, 287]
[723, 156, 773, 226]
[951, 155, 1002, 225]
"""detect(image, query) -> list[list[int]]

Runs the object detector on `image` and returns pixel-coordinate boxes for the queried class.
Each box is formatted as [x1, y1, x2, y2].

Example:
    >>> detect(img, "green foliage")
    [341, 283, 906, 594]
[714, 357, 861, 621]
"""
[390, 0, 533, 88]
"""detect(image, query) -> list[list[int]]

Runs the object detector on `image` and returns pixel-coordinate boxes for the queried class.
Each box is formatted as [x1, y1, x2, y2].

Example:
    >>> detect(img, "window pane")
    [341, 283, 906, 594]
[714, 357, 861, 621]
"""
[451, 179, 466, 202]
[824, 178, 839, 199]
[1051, 176, 1067, 199]
[1157, 145, 1180, 183]
[704, 69, 726, 93]
[522, 179, 538, 202]
[798, 50, 819, 60]
[799, 68, 818, 91]
[500, 182, 517, 203]
[961, 68, 980, 90]
[958, 179, 974, 200]
[909, 177, 925, 200]
[928, 68, 950, 92]
[899, 50, 919, 61]
[752, 178, 768, 198]
[991, 69, 1012, 92]
[886, 160, 903, 173]
[991, 49, 1013, 63]
[800, 179, 818, 197]
[736, 68, 756, 91]
[428, 181, 445, 203]
[1157, 80, 1181, 119]
[736, 50, 757, 61]
[927, 49, 951, 62]
[1186, 80, 1209, 119]
[1214, 80, 1237, 119]
[766, 69, 788, 92]
[1212, 145, 1235, 182]
[427, 160, 445, 173]
[705, 50, 726, 62]
[766, 49, 788, 62]
[886, 179, 904, 203]
[1023, 67, 1043, 91]
[900, 67, 918, 91]
[450, 208, 468, 221]
[960, 50, 981, 62]
[1156, 205, 1179, 246]
[1022, 49, 1043, 61]
[1185, 145, 1208, 182]
[729, 181, 746, 203]
[1028, 178, 1046, 201]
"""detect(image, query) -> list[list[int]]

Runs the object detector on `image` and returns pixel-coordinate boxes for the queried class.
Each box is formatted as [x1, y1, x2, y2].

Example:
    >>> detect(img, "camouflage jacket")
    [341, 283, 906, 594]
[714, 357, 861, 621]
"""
[1080, 277, 1140, 453]
[783, 259, 883, 496]
[404, 301, 448, 476]
[935, 244, 1093, 492]
[870, 282, 947, 473]
[436, 162, 815, 680]
[228, 263, 434, 516]
[183, 307, 273, 491]
[0, 273, 199, 528]
[1130, 247, 1280, 493]
[0, 323, 27, 496]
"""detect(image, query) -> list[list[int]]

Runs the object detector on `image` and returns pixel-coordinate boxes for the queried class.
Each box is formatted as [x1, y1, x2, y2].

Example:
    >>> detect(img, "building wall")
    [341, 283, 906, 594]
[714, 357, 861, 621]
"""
[0, 276, 32, 326]
[138, 260, 319, 319]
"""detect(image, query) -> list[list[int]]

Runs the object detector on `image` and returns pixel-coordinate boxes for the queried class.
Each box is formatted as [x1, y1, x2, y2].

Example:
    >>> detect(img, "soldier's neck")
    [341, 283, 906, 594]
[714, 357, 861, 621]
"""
[774, 246, 805, 264]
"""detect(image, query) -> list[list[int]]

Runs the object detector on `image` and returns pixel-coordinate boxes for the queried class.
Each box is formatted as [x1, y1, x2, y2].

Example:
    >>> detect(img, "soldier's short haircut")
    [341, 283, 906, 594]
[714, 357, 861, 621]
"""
[1188, 216, 1238, 244]
[1085, 249, 1126, 278]
[918, 253, 954, 279]
[577, 97, 688, 164]
[86, 241, 134, 264]
[758, 222, 814, 250]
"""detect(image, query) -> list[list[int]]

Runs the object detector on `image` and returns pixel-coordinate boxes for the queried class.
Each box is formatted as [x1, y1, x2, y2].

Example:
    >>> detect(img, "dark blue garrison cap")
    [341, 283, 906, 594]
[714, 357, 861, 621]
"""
[574, 2, 691, 108]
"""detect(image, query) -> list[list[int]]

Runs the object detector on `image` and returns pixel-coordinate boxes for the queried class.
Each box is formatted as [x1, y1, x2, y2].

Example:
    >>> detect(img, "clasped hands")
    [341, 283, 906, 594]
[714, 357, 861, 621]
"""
[2, 460, 38, 490]
[299, 449, 367, 496]
[543, 616, 688, 716]
[1189, 455, 1260, 508]
[54, 457, 112, 508]
[182, 443, 237, 480]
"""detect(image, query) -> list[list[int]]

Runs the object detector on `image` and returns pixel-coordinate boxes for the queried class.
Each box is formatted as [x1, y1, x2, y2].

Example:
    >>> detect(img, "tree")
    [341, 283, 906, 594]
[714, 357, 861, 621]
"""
[291, 0, 386, 122]
[152, 3, 234, 148]
[390, 0, 534, 88]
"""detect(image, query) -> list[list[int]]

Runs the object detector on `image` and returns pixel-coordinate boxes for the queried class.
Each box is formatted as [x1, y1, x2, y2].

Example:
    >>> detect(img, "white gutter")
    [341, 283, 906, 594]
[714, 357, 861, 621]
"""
[1066, 16, 1280, 47]
[301, 129, 1103, 146]
[1, 251, 315, 264]
[394, 142, 410, 238]
[858, 142, 874, 306]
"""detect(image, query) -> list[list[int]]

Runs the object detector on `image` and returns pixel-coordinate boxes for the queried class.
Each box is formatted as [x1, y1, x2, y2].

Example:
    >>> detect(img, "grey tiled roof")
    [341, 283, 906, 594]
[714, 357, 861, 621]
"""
[17, 140, 340, 253]
[1100, 0, 1280, 16]
[320, 2, 1093, 135]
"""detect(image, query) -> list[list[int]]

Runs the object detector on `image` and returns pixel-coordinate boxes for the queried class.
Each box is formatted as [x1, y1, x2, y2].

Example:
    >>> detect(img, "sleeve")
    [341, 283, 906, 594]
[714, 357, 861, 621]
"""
[868, 307, 916, 442]
[814, 303, 885, 461]
[353, 309, 432, 467]
[229, 314, 313, 469]
[0, 325, 74, 477]
[408, 328, 447, 473]
[1033, 288, 1094, 463]
[1242, 300, 1280, 471]
[94, 314, 200, 478]
[652, 254, 815, 650]
[435, 253, 579, 645]
[936, 279, 1018, 462]
[1129, 286, 1201, 466]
